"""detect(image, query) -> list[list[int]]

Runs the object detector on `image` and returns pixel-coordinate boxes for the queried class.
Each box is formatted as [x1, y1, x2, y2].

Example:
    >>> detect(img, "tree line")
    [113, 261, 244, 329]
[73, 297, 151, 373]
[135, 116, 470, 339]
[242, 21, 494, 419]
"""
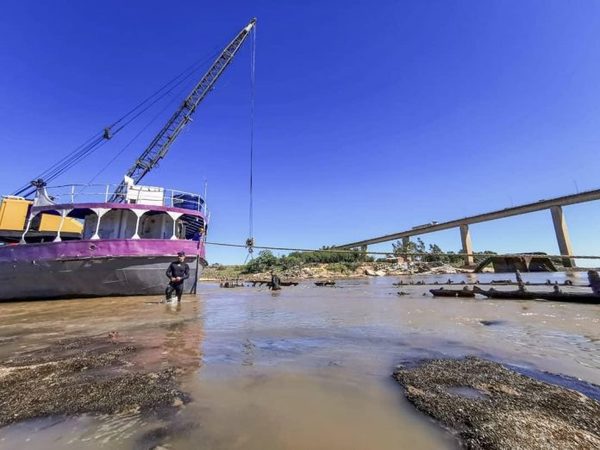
[242, 240, 496, 273]
[390, 237, 495, 264]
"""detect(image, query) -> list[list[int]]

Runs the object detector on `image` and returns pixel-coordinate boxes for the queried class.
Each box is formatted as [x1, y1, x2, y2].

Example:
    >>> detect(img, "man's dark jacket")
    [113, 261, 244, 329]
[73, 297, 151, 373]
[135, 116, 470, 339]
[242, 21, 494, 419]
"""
[166, 261, 190, 285]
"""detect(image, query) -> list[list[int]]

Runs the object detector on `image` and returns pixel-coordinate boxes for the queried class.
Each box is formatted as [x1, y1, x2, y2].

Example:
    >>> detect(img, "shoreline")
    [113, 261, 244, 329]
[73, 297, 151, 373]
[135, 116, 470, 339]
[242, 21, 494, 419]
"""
[200, 261, 473, 282]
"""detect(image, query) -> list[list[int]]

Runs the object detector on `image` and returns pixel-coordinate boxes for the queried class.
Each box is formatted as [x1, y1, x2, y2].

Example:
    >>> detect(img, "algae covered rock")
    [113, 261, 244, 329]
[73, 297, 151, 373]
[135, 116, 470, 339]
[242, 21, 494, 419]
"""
[393, 356, 600, 450]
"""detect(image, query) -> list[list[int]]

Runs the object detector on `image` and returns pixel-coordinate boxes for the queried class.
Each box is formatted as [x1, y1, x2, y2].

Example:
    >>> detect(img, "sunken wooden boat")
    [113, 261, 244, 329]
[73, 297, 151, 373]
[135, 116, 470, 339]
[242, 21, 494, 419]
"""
[473, 270, 600, 304]
[430, 287, 475, 298]
[534, 291, 600, 304]
[472, 286, 538, 300]
[472, 286, 600, 304]
[250, 280, 299, 287]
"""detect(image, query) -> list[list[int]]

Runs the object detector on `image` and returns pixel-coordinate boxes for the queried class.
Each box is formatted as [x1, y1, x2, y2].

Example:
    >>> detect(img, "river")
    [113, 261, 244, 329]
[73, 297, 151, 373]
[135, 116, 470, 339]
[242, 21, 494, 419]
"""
[0, 272, 598, 449]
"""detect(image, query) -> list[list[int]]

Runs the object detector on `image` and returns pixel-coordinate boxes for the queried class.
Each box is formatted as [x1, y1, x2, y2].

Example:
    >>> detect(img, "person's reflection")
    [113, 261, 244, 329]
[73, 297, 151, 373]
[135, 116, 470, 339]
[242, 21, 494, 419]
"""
[165, 301, 182, 313]
[161, 303, 204, 371]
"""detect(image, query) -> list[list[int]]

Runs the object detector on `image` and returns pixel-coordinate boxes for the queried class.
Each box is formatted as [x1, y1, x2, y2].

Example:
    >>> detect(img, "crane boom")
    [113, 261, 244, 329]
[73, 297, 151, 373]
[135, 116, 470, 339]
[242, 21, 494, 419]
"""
[109, 18, 256, 202]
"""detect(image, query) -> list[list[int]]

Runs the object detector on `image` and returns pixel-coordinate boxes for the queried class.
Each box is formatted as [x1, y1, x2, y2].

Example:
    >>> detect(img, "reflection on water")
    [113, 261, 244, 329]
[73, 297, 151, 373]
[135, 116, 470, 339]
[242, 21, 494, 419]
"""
[0, 272, 598, 449]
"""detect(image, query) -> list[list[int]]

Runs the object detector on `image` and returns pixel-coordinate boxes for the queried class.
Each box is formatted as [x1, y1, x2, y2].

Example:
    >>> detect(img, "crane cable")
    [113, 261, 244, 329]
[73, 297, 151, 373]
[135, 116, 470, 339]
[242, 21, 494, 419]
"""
[86, 71, 209, 186]
[13, 47, 222, 197]
[206, 241, 600, 260]
[246, 24, 257, 259]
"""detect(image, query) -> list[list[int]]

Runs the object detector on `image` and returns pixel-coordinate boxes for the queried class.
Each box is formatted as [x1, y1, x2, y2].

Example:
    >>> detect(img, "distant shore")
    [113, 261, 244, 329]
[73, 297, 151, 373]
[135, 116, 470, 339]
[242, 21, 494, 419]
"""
[200, 261, 472, 282]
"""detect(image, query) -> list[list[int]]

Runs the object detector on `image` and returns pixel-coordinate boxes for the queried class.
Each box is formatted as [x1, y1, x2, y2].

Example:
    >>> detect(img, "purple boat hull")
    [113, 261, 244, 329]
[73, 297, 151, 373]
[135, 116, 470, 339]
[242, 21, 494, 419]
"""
[0, 239, 205, 301]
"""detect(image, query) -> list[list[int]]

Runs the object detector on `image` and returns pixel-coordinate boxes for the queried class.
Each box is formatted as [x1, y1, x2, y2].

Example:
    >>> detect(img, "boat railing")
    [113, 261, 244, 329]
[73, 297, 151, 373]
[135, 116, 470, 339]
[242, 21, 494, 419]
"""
[37, 184, 206, 212]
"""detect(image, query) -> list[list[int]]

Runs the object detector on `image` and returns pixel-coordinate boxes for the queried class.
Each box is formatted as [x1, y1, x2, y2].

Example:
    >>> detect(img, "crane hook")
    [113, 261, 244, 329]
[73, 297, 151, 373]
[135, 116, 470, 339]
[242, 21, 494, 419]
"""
[245, 237, 255, 254]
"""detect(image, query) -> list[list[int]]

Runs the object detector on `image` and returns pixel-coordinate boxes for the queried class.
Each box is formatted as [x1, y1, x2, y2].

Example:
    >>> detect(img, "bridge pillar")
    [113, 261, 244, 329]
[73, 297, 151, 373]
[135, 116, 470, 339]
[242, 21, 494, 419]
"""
[399, 237, 411, 262]
[550, 206, 575, 268]
[359, 244, 368, 262]
[360, 244, 367, 253]
[460, 224, 474, 266]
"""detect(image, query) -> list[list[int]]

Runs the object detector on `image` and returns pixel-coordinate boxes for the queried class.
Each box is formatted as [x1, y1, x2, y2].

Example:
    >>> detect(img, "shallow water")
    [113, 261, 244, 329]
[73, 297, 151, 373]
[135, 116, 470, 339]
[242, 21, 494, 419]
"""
[0, 272, 599, 449]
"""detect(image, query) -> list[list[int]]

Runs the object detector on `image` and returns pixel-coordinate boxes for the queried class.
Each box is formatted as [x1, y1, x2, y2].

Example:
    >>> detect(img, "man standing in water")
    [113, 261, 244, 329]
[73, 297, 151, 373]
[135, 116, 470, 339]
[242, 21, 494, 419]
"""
[270, 271, 281, 291]
[165, 251, 190, 302]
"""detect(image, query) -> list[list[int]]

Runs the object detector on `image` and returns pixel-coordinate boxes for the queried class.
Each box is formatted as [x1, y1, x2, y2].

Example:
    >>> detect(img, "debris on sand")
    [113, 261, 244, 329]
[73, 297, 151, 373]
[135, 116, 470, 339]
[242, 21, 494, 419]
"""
[0, 335, 188, 426]
[393, 356, 600, 450]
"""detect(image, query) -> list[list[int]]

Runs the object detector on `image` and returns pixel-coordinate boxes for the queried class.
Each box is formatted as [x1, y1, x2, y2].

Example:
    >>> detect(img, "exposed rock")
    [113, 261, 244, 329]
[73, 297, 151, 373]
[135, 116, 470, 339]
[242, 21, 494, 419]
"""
[393, 357, 600, 450]
[232, 261, 469, 283]
[0, 336, 188, 426]
[429, 264, 458, 274]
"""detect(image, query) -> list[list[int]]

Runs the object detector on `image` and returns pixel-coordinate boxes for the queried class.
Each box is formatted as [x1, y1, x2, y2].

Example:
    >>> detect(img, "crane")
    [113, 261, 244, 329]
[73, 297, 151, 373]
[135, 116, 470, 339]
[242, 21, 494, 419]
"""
[14, 18, 256, 200]
[109, 18, 256, 202]
[5, 18, 256, 243]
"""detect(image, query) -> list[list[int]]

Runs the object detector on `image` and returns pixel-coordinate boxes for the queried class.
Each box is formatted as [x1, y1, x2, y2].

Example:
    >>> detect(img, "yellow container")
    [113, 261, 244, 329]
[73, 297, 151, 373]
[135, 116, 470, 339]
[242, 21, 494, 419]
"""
[0, 197, 83, 234]
[0, 197, 31, 231]
[39, 214, 83, 233]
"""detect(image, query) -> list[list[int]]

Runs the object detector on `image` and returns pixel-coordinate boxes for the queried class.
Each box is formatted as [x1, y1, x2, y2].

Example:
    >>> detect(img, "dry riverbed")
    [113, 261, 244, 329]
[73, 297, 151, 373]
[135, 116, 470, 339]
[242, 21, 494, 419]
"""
[3, 336, 599, 449]
[0, 276, 598, 449]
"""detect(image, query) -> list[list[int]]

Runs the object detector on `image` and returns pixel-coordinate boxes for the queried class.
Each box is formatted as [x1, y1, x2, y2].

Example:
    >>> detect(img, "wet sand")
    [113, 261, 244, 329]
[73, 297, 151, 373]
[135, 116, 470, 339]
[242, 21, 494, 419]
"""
[0, 272, 598, 449]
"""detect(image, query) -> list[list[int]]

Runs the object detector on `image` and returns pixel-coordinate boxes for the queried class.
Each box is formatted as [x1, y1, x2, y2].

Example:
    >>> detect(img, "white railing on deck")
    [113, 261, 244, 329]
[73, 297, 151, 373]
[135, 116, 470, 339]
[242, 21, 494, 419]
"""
[37, 184, 205, 212]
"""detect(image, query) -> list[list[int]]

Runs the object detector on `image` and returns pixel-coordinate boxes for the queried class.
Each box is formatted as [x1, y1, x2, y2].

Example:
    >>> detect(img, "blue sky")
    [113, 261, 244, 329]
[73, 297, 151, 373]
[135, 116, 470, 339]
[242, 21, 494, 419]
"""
[1, 1, 599, 265]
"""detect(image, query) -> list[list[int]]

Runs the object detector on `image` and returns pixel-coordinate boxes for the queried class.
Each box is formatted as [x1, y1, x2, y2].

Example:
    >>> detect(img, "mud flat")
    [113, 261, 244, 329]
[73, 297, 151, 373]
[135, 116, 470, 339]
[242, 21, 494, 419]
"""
[0, 335, 187, 427]
[393, 356, 600, 449]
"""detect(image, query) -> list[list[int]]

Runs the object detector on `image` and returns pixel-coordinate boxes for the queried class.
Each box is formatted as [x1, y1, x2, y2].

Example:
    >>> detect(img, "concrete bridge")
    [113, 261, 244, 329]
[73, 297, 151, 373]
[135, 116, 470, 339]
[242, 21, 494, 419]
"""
[336, 188, 600, 267]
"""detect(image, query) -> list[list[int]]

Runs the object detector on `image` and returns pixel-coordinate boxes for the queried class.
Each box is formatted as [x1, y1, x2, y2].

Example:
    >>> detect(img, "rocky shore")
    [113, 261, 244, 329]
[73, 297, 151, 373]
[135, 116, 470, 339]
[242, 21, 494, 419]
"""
[393, 357, 600, 449]
[201, 261, 470, 281]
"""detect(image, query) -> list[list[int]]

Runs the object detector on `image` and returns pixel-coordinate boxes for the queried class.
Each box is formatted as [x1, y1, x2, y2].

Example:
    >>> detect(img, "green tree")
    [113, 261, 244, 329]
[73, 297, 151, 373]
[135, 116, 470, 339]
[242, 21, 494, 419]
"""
[243, 250, 278, 273]
[423, 243, 448, 263]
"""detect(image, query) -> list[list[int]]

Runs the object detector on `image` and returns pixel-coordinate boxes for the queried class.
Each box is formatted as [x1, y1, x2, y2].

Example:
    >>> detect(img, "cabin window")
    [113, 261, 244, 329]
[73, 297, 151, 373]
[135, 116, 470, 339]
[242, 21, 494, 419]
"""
[67, 208, 96, 240]
[175, 214, 205, 240]
[98, 209, 138, 239]
[139, 211, 174, 239]
[23, 210, 61, 243]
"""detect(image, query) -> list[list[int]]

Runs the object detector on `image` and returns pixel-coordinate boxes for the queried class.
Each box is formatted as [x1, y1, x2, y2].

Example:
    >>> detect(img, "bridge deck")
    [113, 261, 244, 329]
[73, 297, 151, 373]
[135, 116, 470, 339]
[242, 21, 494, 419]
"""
[337, 188, 600, 249]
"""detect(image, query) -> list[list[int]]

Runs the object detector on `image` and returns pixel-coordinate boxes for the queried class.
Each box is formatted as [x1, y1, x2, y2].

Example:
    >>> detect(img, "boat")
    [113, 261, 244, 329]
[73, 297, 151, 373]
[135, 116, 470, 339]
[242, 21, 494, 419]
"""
[472, 286, 600, 304]
[535, 291, 600, 305]
[0, 183, 207, 300]
[250, 280, 299, 287]
[472, 286, 538, 300]
[430, 287, 475, 298]
[0, 19, 257, 301]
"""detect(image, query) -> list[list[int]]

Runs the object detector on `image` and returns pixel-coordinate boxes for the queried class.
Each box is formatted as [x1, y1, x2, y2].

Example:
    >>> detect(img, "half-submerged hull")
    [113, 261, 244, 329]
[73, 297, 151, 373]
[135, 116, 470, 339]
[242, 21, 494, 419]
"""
[430, 287, 475, 298]
[0, 239, 205, 301]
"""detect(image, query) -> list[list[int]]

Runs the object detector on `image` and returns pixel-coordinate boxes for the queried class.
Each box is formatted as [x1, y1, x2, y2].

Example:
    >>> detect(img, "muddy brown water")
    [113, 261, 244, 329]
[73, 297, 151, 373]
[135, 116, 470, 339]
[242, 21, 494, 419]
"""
[0, 272, 598, 449]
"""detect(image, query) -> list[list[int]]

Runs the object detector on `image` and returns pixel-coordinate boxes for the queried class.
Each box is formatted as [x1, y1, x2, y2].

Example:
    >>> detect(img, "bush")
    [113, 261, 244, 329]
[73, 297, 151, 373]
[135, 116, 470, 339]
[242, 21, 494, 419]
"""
[241, 246, 372, 273]
[243, 250, 278, 274]
[392, 239, 490, 265]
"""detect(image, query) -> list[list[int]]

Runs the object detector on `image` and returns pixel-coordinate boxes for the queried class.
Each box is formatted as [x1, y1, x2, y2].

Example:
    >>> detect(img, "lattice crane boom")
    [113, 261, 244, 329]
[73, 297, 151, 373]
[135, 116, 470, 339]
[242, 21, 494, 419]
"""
[109, 18, 256, 202]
